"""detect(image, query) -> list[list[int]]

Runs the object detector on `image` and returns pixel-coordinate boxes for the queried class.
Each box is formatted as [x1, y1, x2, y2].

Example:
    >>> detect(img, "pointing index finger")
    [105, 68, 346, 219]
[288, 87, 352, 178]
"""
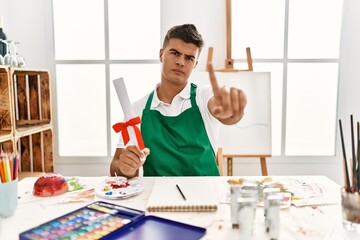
[207, 62, 221, 99]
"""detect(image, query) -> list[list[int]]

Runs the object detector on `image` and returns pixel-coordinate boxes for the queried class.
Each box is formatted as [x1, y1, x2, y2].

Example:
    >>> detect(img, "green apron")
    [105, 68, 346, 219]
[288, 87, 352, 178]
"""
[141, 83, 220, 176]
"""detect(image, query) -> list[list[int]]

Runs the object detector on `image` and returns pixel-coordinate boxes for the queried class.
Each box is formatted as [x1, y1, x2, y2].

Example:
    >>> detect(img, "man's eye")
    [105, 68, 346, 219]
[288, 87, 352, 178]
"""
[186, 57, 194, 62]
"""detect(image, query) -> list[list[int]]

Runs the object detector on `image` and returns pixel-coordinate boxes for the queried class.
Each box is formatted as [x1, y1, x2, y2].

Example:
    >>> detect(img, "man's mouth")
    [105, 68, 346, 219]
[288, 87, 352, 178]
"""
[172, 69, 184, 75]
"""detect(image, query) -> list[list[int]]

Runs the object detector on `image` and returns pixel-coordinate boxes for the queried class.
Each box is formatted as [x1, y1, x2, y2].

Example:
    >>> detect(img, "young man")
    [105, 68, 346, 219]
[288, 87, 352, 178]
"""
[110, 24, 246, 177]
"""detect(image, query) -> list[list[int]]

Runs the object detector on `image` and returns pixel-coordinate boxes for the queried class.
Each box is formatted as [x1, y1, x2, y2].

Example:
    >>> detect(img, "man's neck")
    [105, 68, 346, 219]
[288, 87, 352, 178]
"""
[157, 81, 187, 104]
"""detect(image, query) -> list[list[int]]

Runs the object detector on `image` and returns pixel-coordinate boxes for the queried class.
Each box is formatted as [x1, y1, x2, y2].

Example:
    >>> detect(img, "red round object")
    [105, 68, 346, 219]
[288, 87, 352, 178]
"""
[33, 173, 69, 197]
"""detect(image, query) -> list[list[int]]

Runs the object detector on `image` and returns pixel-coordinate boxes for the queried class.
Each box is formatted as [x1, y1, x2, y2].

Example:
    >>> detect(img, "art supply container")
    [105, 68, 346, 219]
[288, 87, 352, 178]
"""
[242, 181, 260, 202]
[0, 179, 18, 218]
[263, 187, 280, 217]
[237, 197, 256, 240]
[230, 184, 242, 228]
[341, 188, 360, 233]
[266, 194, 283, 239]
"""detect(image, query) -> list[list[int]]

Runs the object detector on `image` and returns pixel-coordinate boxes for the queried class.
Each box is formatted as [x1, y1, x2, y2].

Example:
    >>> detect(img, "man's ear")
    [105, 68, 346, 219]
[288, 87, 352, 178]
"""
[159, 49, 164, 63]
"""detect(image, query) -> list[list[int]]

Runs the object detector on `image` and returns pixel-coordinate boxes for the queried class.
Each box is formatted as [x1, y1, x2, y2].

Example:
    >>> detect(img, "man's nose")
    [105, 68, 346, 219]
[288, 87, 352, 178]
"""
[176, 57, 185, 67]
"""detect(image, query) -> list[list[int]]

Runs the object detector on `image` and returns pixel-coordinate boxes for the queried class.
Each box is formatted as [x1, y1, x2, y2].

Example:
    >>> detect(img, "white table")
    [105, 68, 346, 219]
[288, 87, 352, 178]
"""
[0, 176, 359, 240]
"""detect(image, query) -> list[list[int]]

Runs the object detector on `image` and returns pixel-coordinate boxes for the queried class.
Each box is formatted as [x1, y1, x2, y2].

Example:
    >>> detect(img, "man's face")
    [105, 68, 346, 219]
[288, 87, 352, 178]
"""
[159, 38, 200, 86]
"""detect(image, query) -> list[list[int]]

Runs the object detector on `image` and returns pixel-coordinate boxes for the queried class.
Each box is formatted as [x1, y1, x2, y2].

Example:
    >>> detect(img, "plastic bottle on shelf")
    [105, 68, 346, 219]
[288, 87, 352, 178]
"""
[0, 16, 7, 57]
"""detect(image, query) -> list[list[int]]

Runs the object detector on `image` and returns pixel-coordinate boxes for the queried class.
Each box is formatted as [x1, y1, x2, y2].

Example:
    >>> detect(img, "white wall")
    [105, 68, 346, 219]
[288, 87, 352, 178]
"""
[161, 0, 226, 71]
[1, 0, 360, 185]
[0, 0, 54, 70]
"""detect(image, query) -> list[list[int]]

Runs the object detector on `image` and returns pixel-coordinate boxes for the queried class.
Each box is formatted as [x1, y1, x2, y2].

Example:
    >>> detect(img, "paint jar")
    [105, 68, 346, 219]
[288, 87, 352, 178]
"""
[266, 193, 283, 239]
[341, 188, 360, 233]
[230, 184, 242, 228]
[263, 187, 280, 218]
[242, 181, 260, 202]
[237, 197, 256, 240]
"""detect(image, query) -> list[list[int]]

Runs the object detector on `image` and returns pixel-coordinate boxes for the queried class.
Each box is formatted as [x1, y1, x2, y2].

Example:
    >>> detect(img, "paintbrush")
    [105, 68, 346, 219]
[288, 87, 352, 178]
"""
[339, 119, 351, 192]
[351, 115, 357, 192]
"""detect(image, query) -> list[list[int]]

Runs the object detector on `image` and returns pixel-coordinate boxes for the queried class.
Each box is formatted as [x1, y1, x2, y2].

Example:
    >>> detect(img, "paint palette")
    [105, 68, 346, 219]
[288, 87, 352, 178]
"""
[95, 177, 144, 199]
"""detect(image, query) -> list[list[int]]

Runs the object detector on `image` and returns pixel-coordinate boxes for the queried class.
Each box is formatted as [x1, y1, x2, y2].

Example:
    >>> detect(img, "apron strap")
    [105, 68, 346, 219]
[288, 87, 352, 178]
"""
[190, 83, 197, 107]
[144, 91, 155, 110]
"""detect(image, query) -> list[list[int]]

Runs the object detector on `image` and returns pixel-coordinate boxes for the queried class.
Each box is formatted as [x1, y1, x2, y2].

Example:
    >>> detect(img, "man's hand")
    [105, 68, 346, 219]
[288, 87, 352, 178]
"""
[207, 62, 247, 125]
[111, 146, 150, 178]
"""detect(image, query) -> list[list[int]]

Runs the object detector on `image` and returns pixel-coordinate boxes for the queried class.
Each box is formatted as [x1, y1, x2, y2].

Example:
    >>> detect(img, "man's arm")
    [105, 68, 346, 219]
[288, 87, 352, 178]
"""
[207, 62, 247, 125]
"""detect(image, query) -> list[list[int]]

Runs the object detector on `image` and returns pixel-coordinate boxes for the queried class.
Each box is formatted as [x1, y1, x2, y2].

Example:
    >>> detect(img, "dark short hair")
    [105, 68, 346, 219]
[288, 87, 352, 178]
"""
[162, 24, 204, 53]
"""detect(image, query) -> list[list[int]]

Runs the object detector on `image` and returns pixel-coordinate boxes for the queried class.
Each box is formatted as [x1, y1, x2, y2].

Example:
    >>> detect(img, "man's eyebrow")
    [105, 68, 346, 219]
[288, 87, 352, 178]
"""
[185, 54, 196, 59]
[169, 48, 180, 53]
[169, 48, 195, 59]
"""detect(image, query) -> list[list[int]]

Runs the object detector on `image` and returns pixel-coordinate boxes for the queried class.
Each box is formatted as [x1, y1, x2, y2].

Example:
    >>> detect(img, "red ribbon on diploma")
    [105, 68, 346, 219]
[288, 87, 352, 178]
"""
[112, 116, 145, 150]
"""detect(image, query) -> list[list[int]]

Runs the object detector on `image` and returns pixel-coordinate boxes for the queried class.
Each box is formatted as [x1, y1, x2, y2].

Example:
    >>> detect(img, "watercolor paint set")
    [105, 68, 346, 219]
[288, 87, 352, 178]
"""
[19, 201, 206, 240]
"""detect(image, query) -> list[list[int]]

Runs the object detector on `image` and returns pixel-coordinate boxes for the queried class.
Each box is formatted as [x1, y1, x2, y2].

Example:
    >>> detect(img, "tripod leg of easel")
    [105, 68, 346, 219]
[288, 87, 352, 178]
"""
[227, 157, 233, 176]
[260, 157, 268, 176]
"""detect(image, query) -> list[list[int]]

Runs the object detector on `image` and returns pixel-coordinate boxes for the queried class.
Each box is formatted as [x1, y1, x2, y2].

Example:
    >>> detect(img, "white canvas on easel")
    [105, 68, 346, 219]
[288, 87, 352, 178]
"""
[189, 71, 272, 157]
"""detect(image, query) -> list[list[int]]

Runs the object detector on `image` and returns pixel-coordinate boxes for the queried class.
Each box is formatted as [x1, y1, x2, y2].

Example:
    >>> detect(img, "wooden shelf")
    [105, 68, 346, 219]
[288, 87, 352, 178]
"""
[0, 67, 12, 134]
[0, 66, 54, 173]
[16, 129, 53, 172]
[14, 123, 53, 139]
[16, 119, 51, 127]
[0, 139, 14, 152]
[0, 132, 13, 142]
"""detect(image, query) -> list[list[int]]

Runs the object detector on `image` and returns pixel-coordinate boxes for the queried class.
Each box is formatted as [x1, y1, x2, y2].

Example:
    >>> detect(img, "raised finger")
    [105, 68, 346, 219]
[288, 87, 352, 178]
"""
[207, 62, 221, 100]
[220, 86, 231, 117]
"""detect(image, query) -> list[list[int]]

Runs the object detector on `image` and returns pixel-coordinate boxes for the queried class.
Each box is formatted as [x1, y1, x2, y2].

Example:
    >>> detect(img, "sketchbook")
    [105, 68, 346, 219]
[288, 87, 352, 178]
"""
[147, 178, 218, 212]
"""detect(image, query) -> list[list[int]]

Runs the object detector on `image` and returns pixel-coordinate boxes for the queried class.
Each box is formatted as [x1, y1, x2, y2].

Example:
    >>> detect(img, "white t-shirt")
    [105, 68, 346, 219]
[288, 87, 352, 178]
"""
[116, 82, 220, 152]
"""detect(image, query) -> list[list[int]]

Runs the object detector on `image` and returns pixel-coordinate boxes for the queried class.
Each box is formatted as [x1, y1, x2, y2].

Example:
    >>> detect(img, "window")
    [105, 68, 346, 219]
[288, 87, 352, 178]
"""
[53, 0, 343, 163]
[232, 0, 342, 156]
[53, 0, 160, 161]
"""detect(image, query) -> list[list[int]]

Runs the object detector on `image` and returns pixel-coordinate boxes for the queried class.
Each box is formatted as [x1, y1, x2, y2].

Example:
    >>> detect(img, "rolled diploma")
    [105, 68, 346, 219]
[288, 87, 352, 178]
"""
[113, 78, 146, 161]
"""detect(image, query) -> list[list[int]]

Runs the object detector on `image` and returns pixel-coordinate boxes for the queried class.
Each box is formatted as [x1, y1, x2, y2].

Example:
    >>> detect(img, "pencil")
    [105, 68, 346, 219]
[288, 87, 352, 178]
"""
[176, 184, 186, 201]
[0, 159, 4, 183]
[9, 157, 13, 181]
[339, 119, 351, 191]
[14, 155, 19, 180]
[3, 158, 9, 182]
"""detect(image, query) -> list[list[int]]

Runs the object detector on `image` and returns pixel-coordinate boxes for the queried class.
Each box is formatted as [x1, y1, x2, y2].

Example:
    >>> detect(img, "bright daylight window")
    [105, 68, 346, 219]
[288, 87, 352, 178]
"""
[232, 0, 343, 156]
[52, 0, 160, 160]
[53, 0, 342, 160]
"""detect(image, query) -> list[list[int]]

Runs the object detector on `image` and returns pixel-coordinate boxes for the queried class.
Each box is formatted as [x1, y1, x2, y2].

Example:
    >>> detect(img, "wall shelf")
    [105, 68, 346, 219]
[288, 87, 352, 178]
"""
[0, 66, 54, 173]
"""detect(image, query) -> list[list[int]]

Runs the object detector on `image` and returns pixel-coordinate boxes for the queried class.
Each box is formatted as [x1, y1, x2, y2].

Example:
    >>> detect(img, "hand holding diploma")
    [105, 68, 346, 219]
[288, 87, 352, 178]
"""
[112, 78, 150, 177]
[207, 56, 247, 125]
[117, 145, 149, 177]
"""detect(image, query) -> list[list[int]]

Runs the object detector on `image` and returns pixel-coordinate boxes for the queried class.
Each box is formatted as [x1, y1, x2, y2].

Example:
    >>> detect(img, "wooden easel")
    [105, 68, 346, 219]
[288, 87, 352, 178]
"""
[206, 46, 253, 73]
[223, 154, 270, 176]
[207, 0, 271, 176]
[206, 0, 253, 73]
[208, 46, 270, 176]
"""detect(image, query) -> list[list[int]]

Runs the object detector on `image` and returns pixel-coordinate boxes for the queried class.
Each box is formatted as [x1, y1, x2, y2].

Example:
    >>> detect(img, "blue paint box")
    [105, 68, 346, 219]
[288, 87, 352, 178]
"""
[19, 201, 206, 240]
